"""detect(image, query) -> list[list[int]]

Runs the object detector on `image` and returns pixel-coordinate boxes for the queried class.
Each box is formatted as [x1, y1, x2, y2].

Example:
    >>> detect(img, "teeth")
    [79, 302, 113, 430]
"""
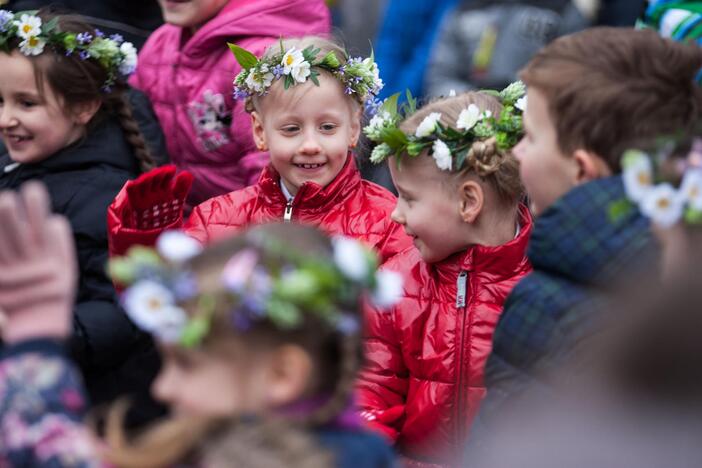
[298, 163, 322, 169]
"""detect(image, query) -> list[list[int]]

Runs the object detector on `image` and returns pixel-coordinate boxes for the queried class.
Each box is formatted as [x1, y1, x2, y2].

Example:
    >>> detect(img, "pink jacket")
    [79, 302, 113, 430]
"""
[131, 0, 331, 206]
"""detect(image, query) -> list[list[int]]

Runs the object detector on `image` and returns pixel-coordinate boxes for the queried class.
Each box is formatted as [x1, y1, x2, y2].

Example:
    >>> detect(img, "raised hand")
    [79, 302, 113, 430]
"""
[0, 182, 77, 344]
[120, 165, 193, 230]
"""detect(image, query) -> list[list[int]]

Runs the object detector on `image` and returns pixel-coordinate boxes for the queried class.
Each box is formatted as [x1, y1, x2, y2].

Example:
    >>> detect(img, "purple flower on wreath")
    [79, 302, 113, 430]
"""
[101, 85, 112, 93]
[109, 33, 124, 44]
[171, 272, 199, 301]
[337, 65, 346, 76]
[76, 32, 92, 45]
[347, 57, 362, 65]
[79, 50, 91, 61]
[0, 10, 13, 33]
[344, 86, 354, 95]
[364, 97, 382, 118]
[231, 309, 253, 331]
[94, 29, 104, 38]
[272, 64, 284, 79]
[233, 86, 249, 101]
[65, 49, 74, 57]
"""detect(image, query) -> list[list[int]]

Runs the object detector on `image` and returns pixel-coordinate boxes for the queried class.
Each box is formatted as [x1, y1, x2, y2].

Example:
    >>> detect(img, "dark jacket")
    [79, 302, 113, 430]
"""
[0, 116, 162, 422]
[466, 176, 658, 458]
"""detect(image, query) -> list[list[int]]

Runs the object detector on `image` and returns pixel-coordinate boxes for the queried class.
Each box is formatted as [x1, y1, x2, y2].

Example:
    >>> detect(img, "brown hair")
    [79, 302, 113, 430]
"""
[520, 27, 702, 172]
[247, 35, 361, 114]
[400, 91, 523, 206]
[104, 224, 364, 467]
[9, 9, 155, 172]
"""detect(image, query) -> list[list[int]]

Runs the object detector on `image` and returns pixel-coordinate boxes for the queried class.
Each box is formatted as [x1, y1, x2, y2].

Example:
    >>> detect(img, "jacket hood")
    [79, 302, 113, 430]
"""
[186, 0, 331, 57]
[528, 175, 657, 287]
[0, 117, 140, 177]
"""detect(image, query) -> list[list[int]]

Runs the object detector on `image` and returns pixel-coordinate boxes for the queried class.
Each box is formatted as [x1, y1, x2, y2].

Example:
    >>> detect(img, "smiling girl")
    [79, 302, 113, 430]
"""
[108, 36, 411, 265]
[133, 0, 330, 206]
[0, 9, 163, 419]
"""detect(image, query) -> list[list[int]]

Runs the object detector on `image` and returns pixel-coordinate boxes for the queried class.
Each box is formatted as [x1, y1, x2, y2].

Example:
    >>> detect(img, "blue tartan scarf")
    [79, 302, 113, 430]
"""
[478, 177, 659, 428]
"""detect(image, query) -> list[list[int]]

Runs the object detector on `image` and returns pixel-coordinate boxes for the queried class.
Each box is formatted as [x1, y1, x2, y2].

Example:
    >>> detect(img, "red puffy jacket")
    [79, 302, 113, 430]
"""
[357, 206, 533, 466]
[108, 155, 412, 264]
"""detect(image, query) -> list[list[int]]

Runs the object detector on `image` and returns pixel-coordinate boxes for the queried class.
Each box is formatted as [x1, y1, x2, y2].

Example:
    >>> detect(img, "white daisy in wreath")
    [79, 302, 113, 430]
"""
[281, 47, 310, 83]
[622, 150, 654, 203]
[14, 14, 41, 39]
[122, 280, 188, 342]
[679, 168, 702, 211]
[640, 183, 684, 228]
[19, 35, 45, 56]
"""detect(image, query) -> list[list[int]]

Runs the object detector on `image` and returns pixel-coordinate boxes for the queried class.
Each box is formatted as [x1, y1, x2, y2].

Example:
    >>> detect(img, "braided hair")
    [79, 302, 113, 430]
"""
[22, 9, 155, 172]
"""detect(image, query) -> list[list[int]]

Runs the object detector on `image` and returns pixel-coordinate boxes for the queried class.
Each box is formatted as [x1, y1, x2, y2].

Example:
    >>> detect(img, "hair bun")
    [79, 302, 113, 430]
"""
[468, 136, 502, 177]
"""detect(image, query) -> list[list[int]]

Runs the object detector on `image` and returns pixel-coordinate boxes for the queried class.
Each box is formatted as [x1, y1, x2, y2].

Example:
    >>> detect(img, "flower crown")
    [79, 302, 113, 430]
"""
[0, 10, 138, 91]
[229, 40, 383, 106]
[363, 82, 527, 172]
[621, 137, 702, 228]
[108, 231, 402, 348]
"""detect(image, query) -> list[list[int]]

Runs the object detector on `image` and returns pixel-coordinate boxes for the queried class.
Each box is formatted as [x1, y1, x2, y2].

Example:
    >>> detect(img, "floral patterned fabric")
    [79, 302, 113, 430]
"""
[0, 340, 102, 467]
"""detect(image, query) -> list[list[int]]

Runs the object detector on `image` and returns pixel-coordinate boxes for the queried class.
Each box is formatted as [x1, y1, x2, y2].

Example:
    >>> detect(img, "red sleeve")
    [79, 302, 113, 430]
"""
[356, 302, 408, 442]
[377, 218, 413, 265]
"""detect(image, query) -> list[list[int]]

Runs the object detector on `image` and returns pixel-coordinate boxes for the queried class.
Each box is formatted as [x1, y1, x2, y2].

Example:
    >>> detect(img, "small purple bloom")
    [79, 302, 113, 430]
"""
[109, 33, 124, 44]
[101, 85, 112, 93]
[79, 50, 91, 61]
[232, 86, 249, 101]
[0, 10, 13, 33]
[272, 64, 284, 79]
[337, 65, 346, 76]
[344, 86, 354, 95]
[76, 32, 92, 45]
[364, 97, 382, 118]
[94, 29, 104, 38]
[65, 49, 74, 57]
[231, 310, 252, 331]
[336, 314, 360, 335]
[172, 272, 198, 301]
[354, 76, 363, 84]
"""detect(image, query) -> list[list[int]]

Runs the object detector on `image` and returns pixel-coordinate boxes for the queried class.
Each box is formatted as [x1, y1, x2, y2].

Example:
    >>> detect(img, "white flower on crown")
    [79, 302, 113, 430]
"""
[622, 150, 654, 203]
[415, 112, 442, 138]
[122, 280, 188, 343]
[370, 143, 391, 164]
[432, 139, 452, 171]
[19, 35, 45, 56]
[679, 168, 702, 210]
[15, 14, 41, 39]
[281, 47, 311, 83]
[372, 270, 403, 308]
[456, 104, 481, 131]
[332, 236, 370, 281]
[515, 96, 528, 112]
[118, 41, 138, 75]
[156, 230, 202, 264]
[641, 183, 685, 228]
[245, 63, 275, 93]
[363, 57, 383, 92]
[480, 110, 493, 120]
[365, 111, 391, 139]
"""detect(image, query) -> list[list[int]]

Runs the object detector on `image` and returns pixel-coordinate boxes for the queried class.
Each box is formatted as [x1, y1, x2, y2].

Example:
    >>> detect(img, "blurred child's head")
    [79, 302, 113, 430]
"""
[515, 27, 702, 215]
[376, 91, 524, 263]
[157, 0, 229, 32]
[232, 36, 383, 195]
[619, 131, 702, 279]
[0, 9, 154, 171]
[106, 224, 400, 465]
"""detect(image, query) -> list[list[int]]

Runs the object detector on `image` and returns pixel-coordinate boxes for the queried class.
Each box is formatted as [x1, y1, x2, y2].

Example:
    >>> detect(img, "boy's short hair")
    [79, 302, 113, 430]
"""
[520, 27, 702, 172]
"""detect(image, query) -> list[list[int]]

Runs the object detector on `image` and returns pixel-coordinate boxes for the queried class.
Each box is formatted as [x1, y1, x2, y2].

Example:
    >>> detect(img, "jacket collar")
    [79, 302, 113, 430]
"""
[528, 175, 657, 287]
[433, 204, 533, 281]
[258, 154, 362, 212]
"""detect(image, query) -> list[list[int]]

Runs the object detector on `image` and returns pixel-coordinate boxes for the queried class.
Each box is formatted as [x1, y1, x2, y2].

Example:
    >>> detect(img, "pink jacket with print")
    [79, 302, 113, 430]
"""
[130, 0, 331, 206]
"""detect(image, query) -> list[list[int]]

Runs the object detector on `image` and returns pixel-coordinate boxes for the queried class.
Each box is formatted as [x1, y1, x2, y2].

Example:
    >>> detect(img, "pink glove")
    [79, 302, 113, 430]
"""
[0, 182, 77, 343]
[120, 165, 193, 230]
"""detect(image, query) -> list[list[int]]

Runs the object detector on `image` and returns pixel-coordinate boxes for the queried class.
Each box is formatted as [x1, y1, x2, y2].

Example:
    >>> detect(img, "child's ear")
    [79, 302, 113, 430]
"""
[250, 111, 268, 152]
[458, 180, 484, 224]
[572, 149, 612, 184]
[72, 99, 101, 125]
[264, 344, 313, 407]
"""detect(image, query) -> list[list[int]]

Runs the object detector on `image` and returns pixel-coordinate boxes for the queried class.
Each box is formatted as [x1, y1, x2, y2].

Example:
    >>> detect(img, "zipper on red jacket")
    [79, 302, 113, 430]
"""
[454, 270, 469, 455]
[283, 199, 293, 222]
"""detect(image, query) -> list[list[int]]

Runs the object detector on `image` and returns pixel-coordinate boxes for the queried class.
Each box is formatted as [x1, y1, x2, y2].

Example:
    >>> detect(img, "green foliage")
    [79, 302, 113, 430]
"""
[228, 42, 258, 70]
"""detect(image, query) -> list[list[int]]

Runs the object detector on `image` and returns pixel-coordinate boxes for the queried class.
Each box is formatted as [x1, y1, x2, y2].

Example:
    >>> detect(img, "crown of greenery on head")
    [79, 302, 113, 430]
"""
[0, 10, 137, 91]
[108, 231, 403, 348]
[619, 135, 702, 228]
[364, 82, 527, 172]
[229, 39, 384, 108]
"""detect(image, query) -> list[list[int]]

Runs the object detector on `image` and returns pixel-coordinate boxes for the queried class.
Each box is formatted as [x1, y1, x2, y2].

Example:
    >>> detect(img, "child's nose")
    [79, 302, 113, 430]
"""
[391, 202, 405, 225]
[0, 105, 17, 129]
[298, 130, 321, 155]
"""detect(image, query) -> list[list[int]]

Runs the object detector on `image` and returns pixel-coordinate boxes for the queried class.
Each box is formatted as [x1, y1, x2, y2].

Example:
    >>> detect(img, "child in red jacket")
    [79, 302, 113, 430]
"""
[357, 87, 533, 466]
[108, 36, 411, 264]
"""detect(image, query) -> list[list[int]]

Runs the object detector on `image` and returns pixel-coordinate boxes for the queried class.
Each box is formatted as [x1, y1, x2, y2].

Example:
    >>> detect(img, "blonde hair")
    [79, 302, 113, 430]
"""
[400, 92, 523, 206]
[103, 224, 364, 467]
[246, 35, 361, 113]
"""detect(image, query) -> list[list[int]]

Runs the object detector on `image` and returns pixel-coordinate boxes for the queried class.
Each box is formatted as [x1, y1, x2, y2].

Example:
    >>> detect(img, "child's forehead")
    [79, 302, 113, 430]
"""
[257, 73, 355, 116]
